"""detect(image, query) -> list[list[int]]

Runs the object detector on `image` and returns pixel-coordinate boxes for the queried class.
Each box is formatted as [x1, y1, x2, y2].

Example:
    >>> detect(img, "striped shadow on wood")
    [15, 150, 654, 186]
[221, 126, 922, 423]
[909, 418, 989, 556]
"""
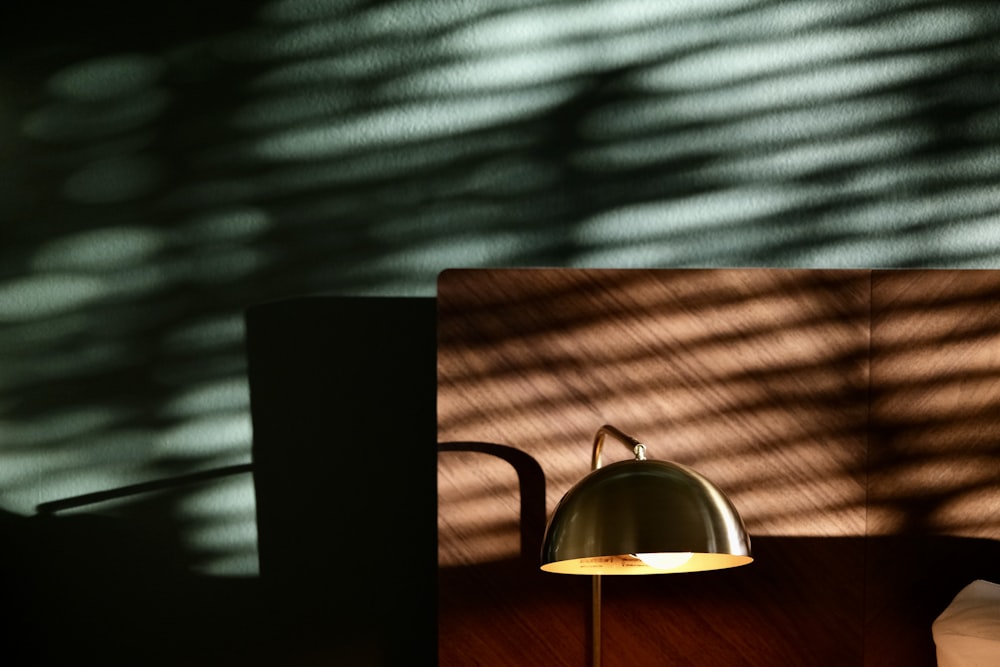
[438, 268, 1000, 667]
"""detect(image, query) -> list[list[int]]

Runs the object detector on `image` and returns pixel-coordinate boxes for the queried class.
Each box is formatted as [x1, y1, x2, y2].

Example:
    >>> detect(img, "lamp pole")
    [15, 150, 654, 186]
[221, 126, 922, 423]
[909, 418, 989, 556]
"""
[592, 574, 601, 667]
[589, 425, 647, 667]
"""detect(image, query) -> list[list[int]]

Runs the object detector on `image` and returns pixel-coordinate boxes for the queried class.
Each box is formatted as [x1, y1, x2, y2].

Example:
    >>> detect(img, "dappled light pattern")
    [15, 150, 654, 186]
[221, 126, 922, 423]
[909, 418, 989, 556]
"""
[2, 0, 1000, 575]
[437, 268, 1000, 667]
[438, 268, 1000, 542]
[438, 269, 873, 542]
[869, 270, 1000, 538]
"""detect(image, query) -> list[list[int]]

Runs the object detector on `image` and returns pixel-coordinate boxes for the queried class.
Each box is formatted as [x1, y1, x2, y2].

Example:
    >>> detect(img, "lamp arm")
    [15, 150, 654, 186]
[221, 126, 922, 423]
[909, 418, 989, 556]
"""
[590, 424, 647, 471]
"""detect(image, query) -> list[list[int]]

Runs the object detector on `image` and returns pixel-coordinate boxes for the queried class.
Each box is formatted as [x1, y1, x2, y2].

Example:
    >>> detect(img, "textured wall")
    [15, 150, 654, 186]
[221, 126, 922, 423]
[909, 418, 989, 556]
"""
[2, 1, 1000, 577]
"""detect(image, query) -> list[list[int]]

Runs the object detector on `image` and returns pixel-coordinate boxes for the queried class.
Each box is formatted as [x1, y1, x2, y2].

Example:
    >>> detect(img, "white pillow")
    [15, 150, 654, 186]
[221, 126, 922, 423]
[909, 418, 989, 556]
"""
[933, 579, 1000, 667]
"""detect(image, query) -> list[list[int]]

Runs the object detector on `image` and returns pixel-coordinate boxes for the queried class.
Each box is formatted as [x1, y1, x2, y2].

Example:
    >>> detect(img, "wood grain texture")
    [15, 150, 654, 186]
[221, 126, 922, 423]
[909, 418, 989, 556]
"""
[438, 268, 1000, 667]
[438, 269, 871, 537]
[438, 269, 871, 666]
[869, 270, 1000, 539]
[865, 270, 1000, 667]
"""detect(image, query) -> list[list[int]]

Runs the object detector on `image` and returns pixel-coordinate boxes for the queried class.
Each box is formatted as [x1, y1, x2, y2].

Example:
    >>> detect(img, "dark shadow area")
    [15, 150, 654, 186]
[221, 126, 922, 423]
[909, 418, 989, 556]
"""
[616, 534, 1000, 667]
[438, 556, 592, 665]
[0, 504, 267, 667]
[245, 296, 438, 666]
[863, 534, 1000, 667]
[0, 295, 439, 666]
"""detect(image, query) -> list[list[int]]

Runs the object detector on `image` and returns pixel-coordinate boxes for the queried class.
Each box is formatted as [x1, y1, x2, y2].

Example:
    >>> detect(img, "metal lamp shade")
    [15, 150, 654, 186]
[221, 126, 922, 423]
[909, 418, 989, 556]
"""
[540, 459, 752, 575]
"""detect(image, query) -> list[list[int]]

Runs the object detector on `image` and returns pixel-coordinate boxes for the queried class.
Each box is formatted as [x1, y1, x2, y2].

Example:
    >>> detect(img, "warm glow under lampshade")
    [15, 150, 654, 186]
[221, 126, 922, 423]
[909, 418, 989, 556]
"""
[540, 439, 752, 575]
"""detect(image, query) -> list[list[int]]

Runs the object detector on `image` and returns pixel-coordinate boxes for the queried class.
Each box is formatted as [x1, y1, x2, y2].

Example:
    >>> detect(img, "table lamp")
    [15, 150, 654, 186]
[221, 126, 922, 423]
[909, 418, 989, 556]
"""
[541, 424, 752, 666]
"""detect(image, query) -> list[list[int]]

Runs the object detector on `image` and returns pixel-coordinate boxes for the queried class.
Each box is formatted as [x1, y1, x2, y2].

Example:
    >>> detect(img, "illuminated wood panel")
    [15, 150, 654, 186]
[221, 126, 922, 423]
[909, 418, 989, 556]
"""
[865, 270, 1000, 667]
[869, 270, 1000, 538]
[438, 269, 872, 535]
[438, 269, 871, 666]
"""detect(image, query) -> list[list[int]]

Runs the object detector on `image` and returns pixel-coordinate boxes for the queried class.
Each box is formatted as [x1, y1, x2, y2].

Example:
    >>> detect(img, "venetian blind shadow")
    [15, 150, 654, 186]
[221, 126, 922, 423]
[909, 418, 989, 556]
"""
[4, 0, 1000, 585]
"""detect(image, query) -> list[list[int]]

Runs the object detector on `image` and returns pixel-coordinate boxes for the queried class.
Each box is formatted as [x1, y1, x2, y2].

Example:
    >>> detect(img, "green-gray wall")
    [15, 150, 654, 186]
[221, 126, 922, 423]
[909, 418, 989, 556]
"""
[2, 0, 999, 575]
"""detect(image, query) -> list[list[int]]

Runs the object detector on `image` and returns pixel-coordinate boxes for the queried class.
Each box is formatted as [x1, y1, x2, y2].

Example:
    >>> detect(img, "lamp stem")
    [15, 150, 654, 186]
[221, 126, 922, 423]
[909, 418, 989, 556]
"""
[592, 575, 601, 667]
[589, 424, 644, 667]
[591, 424, 645, 470]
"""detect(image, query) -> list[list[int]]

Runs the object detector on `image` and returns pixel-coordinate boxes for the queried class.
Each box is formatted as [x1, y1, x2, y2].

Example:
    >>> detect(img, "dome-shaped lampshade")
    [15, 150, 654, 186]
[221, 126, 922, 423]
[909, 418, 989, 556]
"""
[541, 458, 752, 575]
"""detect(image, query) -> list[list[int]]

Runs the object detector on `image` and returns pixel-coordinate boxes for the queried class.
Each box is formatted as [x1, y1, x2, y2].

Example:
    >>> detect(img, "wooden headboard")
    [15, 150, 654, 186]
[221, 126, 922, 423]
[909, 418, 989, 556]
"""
[437, 269, 1000, 667]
